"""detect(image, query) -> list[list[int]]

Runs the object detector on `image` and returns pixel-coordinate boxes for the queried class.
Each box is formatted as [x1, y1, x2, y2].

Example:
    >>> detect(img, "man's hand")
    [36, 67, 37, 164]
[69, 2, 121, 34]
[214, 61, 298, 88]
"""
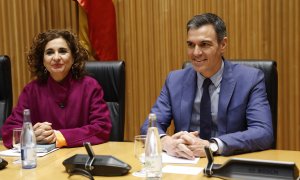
[33, 122, 56, 144]
[161, 131, 195, 160]
[181, 131, 209, 157]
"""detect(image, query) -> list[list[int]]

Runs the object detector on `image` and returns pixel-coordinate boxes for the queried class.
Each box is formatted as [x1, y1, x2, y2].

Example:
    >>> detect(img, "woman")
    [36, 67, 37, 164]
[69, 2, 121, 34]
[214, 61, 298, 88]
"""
[1, 29, 112, 148]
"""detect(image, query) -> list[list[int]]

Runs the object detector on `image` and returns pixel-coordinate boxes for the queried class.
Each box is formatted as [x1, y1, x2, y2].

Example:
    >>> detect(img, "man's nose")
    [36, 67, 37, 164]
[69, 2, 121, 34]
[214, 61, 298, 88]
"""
[193, 45, 202, 56]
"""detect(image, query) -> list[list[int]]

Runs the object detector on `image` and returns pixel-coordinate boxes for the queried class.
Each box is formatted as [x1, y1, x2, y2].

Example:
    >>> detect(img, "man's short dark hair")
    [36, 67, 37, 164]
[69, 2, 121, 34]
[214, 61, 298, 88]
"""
[187, 13, 227, 43]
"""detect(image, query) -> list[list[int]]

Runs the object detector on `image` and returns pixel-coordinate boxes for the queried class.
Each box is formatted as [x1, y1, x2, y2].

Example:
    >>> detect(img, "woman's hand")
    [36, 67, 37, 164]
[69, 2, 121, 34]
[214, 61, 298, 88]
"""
[33, 122, 56, 144]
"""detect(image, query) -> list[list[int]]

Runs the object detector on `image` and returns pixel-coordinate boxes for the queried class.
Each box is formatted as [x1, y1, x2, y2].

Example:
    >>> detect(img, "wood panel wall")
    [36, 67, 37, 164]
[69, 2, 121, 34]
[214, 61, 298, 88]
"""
[1, 0, 299, 150]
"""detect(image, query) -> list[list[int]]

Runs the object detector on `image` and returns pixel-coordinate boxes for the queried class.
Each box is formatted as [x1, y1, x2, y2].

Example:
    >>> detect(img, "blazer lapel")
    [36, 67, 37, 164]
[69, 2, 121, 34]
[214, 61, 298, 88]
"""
[180, 68, 197, 131]
[218, 60, 236, 135]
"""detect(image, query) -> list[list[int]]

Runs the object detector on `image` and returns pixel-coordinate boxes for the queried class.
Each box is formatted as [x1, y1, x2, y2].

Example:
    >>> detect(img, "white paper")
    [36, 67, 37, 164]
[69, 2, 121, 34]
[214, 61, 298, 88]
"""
[0, 148, 59, 157]
[140, 152, 200, 164]
[162, 152, 200, 164]
[162, 165, 203, 175]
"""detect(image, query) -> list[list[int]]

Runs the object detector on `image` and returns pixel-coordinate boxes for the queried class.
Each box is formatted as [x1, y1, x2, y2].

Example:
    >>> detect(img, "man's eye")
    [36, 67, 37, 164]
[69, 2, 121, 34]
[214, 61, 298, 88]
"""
[187, 43, 195, 48]
[199, 43, 209, 49]
[201, 42, 210, 47]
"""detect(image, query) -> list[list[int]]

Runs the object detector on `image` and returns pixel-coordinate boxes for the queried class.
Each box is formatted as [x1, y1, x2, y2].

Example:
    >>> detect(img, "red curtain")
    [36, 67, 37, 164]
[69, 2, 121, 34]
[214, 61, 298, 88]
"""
[77, 0, 118, 60]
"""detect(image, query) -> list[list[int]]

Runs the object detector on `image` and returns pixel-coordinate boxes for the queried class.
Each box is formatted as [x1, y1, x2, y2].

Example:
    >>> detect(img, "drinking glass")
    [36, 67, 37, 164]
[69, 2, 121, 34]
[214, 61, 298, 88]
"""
[132, 135, 147, 177]
[13, 128, 22, 151]
[12, 128, 22, 164]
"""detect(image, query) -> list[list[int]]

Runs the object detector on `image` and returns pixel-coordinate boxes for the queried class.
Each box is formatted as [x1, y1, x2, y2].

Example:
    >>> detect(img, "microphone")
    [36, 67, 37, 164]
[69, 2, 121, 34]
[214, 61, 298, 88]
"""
[59, 102, 65, 108]
[63, 142, 132, 176]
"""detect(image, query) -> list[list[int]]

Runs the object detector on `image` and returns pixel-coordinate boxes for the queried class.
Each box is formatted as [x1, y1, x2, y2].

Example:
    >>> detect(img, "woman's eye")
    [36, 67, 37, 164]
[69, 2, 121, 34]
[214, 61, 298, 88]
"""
[45, 51, 54, 55]
[59, 49, 68, 54]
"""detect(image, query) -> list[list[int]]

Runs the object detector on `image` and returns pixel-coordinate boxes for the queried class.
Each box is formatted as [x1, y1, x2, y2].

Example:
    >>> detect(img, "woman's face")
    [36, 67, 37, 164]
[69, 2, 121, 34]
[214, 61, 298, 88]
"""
[43, 37, 74, 82]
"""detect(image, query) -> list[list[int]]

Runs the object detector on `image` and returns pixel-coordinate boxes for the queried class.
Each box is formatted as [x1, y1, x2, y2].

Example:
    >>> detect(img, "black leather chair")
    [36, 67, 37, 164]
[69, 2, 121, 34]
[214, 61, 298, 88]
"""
[0, 55, 13, 138]
[85, 61, 125, 141]
[183, 60, 278, 148]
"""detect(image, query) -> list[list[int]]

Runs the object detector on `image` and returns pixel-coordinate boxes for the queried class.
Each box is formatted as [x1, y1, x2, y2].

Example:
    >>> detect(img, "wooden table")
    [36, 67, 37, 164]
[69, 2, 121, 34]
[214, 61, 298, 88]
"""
[0, 141, 300, 179]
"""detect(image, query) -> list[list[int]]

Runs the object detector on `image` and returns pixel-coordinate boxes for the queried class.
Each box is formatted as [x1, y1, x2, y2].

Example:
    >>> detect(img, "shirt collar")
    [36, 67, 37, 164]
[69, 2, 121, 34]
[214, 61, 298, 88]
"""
[197, 60, 224, 89]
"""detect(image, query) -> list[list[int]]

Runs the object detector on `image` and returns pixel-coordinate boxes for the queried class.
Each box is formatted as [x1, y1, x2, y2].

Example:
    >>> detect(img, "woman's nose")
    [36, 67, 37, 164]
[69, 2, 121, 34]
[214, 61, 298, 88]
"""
[52, 52, 61, 60]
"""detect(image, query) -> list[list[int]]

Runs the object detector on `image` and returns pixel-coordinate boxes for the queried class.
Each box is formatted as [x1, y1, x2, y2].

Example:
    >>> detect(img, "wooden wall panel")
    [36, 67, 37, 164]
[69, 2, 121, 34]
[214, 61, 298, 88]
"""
[1, 0, 300, 151]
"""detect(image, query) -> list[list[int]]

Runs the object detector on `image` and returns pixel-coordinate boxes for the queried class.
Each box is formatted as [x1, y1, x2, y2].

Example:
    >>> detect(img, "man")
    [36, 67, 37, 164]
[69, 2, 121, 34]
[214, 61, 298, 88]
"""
[141, 13, 273, 159]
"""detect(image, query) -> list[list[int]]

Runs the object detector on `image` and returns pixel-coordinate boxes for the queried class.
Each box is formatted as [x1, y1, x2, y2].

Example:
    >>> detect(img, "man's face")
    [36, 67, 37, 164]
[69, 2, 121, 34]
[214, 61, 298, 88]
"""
[187, 24, 227, 77]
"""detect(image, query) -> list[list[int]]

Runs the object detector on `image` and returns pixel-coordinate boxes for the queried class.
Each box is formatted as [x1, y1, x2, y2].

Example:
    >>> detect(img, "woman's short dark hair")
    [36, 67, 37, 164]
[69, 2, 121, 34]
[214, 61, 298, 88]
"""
[187, 13, 227, 43]
[27, 29, 88, 82]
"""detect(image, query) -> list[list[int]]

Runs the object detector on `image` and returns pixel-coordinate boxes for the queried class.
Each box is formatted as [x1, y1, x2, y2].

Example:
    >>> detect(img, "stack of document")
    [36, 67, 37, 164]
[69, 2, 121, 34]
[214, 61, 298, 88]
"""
[36, 143, 56, 153]
[0, 143, 58, 157]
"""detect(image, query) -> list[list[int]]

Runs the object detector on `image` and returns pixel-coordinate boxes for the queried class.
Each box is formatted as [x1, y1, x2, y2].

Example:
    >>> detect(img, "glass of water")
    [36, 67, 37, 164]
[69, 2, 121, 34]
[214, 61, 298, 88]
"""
[132, 135, 147, 177]
[13, 128, 22, 151]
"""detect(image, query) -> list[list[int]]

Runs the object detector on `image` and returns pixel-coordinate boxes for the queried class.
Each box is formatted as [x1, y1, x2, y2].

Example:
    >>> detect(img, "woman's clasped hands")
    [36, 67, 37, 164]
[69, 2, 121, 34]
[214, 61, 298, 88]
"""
[33, 122, 56, 144]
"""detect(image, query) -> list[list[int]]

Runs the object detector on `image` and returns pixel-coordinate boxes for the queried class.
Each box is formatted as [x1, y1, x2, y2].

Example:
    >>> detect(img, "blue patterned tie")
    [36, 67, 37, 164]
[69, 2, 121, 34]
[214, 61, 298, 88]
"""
[200, 78, 212, 140]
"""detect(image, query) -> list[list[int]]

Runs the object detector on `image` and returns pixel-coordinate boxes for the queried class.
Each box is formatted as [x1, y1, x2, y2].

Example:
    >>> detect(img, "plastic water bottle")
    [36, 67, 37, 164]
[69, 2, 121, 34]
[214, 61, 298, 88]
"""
[144, 113, 162, 179]
[20, 109, 37, 169]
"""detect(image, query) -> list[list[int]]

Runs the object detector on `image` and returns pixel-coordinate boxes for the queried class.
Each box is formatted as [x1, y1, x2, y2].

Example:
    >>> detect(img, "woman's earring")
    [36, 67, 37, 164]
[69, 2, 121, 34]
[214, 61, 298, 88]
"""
[44, 68, 48, 74]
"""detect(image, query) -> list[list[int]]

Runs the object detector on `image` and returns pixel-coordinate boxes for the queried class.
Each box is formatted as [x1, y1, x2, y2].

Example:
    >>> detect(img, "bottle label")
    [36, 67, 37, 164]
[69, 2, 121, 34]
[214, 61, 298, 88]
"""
[21, 148, 37, 162]
[21, 149, 25, 160]
[145, 155, 162, 177]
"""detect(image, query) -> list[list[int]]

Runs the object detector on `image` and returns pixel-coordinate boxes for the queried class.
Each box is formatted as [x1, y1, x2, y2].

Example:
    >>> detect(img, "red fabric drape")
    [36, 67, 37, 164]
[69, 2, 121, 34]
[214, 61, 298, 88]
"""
[77, 0, 118, 60]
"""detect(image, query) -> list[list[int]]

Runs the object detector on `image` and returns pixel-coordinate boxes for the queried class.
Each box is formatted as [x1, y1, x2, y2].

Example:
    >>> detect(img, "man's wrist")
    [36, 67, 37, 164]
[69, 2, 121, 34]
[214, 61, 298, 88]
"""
[209, 139, 219, 154]
[210, 138, 225, 155]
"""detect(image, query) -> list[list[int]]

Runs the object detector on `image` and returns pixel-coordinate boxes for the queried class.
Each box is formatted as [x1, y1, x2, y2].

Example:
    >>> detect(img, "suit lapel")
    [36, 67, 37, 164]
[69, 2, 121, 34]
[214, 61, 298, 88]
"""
[180, 68, 197, 131]
[218, 60, 236, 134]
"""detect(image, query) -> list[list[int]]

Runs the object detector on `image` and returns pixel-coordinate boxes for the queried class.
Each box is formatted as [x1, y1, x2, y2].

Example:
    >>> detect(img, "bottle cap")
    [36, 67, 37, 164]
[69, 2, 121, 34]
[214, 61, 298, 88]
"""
[23, 109, 30, 116]
[148, 113, 157, 120]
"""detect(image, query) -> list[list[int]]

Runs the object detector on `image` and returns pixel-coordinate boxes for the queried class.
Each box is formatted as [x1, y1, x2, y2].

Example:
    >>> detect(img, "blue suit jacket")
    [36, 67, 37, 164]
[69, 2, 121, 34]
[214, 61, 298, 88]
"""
[141, 60, 274, 155]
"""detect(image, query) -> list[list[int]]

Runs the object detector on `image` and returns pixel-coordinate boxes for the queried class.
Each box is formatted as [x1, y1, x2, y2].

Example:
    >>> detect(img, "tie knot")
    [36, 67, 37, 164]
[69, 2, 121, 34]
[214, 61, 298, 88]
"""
[202, 78, 212, 88]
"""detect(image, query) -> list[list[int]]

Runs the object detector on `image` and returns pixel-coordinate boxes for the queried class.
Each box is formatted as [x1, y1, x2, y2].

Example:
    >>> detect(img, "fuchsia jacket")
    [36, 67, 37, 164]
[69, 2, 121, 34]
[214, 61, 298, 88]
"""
[1, 73, 112, 148]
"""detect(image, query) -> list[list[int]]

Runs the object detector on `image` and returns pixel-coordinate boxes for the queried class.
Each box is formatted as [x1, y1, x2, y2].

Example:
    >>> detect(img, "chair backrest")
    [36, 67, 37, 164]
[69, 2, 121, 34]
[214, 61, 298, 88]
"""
[85, 61, 125, 141]
[0, 55, 13, 138]
[183, 59, 278, 148]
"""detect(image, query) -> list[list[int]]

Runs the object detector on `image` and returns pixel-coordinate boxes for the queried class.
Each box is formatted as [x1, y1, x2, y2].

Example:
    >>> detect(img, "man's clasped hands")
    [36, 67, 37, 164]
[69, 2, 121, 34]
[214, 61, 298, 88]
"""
[161, 131, 210, 159]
